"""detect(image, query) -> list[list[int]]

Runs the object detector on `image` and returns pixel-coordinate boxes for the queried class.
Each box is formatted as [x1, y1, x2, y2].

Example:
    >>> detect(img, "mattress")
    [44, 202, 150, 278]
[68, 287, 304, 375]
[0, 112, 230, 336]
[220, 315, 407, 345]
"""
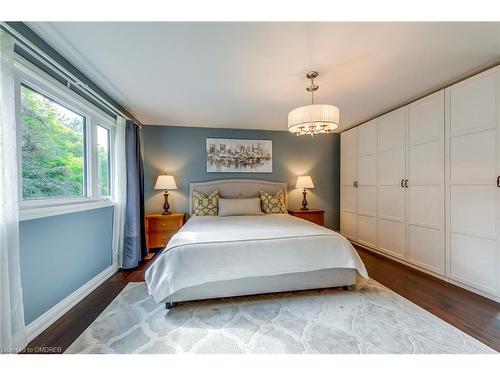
[145, 214, 368, 303]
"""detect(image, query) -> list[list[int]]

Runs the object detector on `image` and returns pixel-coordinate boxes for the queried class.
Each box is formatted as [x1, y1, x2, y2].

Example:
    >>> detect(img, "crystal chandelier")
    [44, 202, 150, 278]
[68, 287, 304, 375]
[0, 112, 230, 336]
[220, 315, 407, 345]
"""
[288, 71, 340, 136]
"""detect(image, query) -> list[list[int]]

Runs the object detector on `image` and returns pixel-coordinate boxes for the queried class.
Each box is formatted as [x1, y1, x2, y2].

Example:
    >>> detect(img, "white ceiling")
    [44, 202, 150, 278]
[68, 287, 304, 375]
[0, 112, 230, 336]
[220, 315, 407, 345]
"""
[28, 22, 500, 131]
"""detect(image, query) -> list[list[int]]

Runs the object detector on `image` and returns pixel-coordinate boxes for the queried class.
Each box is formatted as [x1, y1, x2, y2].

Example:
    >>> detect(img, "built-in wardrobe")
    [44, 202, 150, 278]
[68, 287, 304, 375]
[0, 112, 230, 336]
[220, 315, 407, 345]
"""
[340, 65, 500, 301]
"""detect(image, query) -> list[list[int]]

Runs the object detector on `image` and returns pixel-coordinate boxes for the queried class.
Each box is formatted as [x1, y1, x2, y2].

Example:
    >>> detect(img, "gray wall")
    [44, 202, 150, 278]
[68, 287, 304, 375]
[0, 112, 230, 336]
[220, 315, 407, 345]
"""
[142, 125, 340, 229]
[19, 207, 114, 324]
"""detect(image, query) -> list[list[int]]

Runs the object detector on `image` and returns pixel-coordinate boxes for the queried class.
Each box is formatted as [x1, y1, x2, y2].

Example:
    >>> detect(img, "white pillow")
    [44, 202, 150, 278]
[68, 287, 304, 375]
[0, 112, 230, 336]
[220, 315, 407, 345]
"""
[218, 198, 263, 217]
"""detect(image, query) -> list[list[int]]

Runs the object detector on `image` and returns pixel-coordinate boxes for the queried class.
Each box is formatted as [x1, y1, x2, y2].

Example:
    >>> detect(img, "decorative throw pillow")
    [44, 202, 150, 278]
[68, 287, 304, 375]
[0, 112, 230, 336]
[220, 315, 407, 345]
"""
[192, 190, 219, 216]
[260, 190, 286, 214]
[218, 198, 263, 217]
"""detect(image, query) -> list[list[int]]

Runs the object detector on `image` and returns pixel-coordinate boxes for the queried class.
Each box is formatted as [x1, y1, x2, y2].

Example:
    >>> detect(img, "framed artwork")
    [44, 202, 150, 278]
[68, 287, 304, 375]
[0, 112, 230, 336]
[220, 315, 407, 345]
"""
[206, 138, 273, 173]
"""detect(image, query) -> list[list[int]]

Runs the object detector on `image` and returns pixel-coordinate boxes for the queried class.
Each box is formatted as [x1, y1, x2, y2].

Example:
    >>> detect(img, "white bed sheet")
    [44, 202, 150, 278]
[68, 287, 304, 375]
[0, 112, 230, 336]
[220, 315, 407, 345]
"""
[145, 214, 368, 303]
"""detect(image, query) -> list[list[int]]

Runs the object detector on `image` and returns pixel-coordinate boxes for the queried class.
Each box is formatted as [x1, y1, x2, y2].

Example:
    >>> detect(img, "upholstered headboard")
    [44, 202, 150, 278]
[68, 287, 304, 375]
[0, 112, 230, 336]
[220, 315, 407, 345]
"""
[189, 179, 288, 215]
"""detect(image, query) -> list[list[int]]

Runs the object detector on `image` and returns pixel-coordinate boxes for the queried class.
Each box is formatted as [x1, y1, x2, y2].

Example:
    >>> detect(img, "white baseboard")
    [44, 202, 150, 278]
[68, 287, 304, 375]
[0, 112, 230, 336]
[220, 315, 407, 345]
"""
[26, 264, 118, 343]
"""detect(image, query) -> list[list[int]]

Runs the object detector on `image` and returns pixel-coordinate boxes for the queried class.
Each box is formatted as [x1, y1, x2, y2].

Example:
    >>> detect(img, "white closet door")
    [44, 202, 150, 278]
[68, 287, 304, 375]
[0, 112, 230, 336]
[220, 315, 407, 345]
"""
[446, 67, 500, 295]
[340, 128, 358, 240]
[406, 90, 445, 274]
[378, 108, 406, 259]
[357, 120, 378, 248]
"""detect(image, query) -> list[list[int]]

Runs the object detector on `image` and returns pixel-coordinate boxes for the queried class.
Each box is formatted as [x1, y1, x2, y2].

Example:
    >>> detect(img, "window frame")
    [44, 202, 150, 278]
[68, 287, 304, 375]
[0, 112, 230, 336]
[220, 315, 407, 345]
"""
[95, 122, 114, 199]
[14, 56, 116, 220]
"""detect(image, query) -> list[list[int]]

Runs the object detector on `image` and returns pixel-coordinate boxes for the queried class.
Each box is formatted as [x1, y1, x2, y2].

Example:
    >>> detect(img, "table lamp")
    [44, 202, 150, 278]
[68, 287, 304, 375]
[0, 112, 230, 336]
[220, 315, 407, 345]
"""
[296, 175, 314, 210]
[154, 174, 177, 215]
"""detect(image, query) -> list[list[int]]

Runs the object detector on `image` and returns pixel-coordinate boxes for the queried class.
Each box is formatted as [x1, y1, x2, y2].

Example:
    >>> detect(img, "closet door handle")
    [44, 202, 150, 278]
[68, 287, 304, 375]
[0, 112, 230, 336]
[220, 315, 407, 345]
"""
[353, 181, 356, 187]
[401, 179, 405, 188]
[497, 176, 500, 188]
[405, 179, 408, 188]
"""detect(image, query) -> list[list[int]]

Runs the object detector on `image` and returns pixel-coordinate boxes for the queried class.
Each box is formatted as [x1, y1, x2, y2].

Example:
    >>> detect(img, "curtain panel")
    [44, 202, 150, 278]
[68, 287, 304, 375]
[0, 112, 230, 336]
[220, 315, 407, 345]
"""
[122, 120, 147, 269]
[112, 116, 127, 268]
[0, 29, 27, 353]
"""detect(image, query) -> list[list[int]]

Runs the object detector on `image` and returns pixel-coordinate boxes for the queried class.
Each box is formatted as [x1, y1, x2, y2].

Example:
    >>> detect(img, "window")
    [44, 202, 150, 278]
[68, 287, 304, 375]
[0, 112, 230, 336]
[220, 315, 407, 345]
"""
[15, 57, 115, 218]
[21, 85, 87, 200]
[97, 125, 111, 197]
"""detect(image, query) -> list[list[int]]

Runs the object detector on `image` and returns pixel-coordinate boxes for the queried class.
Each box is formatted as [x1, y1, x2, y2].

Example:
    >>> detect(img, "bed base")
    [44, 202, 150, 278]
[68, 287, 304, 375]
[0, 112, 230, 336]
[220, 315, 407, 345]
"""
[165, 285, 351, 309]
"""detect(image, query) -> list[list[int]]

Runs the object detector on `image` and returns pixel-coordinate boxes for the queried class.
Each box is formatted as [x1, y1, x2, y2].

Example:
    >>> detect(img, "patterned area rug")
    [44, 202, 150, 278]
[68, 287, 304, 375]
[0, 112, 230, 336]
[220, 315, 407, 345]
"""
[66, 278, 495, 354]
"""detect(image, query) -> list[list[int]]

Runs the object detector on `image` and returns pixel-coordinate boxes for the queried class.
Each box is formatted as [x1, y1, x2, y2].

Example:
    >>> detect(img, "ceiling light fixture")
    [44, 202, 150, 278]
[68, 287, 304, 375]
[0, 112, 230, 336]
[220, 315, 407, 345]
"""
[288, 71, 340, 136]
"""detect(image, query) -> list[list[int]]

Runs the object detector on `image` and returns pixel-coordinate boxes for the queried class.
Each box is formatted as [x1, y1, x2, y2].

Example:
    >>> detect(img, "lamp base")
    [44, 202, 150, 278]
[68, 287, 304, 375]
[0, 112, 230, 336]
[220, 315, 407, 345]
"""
[301, 189, 309, 210]
[162, 190, 171, 215]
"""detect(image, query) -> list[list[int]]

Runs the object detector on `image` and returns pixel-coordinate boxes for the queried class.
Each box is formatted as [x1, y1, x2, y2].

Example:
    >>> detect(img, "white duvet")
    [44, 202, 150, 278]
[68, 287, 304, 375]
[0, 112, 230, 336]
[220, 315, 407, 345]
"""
[145, 214, 368, 303]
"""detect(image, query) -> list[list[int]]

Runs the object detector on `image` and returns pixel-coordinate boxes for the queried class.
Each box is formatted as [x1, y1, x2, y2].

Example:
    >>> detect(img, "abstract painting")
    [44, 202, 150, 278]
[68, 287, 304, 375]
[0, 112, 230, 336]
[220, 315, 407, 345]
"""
[206, 138, 273, 173]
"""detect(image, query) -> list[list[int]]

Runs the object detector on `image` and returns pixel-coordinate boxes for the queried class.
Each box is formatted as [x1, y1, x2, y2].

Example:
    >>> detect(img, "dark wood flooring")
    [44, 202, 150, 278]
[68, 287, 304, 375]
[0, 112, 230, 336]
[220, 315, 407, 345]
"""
[356, 246, 500, 352]
[24, 247, 500, 353]
[23, 255, 158, 354]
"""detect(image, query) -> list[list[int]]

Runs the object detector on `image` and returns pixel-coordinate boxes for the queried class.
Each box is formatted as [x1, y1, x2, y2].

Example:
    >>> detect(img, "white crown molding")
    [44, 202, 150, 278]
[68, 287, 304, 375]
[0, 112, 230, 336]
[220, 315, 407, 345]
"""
[26, 264, 118, 345]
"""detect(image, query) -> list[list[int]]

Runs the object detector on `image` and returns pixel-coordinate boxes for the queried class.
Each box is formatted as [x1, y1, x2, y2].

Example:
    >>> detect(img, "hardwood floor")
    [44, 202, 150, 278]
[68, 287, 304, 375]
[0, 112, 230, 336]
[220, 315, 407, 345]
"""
[23, 255, 158, 354]
[356, 246, 500, 352]
[24, 247, 500, 353]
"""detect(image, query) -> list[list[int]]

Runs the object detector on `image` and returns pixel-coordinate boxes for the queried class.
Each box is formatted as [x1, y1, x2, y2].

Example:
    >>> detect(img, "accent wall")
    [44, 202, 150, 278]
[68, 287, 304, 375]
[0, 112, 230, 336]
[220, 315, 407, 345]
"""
[142, 125, 340, 229]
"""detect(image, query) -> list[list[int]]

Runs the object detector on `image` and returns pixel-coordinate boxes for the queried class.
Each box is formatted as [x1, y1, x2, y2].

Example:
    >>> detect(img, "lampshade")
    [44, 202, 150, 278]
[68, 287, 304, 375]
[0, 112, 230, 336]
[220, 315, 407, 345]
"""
[154, 175, 177, 190]
[296, 175, 315, 189]
[288, 104, 340, 135]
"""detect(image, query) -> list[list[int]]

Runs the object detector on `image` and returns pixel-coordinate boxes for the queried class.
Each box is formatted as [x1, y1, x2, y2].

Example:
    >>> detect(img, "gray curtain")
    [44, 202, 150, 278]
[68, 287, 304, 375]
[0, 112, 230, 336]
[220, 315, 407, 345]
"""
[122, 120, 147, 269]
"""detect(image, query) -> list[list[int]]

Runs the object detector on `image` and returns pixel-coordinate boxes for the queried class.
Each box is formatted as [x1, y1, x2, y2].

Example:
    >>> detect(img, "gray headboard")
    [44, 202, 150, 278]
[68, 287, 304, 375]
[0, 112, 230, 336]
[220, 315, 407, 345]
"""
[189, 179, 288, 215]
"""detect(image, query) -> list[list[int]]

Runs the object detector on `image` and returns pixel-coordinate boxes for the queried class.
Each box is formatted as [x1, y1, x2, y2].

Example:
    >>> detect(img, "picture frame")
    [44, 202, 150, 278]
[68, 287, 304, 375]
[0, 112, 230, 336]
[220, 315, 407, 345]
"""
[206, 138, 273, 173]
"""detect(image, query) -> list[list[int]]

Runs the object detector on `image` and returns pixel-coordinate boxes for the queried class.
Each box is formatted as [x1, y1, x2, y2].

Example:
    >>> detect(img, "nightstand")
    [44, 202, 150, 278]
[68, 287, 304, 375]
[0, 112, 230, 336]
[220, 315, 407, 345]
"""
[288, 209, 325, 226]
[145, 212, 186, 255]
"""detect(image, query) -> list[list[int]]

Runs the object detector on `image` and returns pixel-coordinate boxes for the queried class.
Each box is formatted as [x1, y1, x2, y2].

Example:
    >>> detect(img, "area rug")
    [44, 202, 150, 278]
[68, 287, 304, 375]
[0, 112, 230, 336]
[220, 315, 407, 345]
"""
[65, 278, 495, 354]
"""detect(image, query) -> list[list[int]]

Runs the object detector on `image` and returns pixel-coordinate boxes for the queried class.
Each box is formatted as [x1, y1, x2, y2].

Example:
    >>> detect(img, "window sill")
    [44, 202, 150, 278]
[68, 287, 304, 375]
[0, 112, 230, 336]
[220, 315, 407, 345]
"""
[19, 199, 114, 221]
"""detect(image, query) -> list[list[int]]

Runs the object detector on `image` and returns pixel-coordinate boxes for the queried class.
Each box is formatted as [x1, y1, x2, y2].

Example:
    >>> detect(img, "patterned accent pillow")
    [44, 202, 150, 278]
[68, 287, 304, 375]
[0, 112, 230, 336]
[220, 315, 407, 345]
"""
[260, 190, 286, 214]
[192, 190, 219, 216]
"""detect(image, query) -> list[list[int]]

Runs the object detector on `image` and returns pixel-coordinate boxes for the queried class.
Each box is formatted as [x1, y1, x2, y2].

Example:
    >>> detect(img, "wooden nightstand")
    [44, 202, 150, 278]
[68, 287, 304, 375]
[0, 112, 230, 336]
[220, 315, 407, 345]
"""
[145, 212, 186, 255]
[288, 209, 325, 226]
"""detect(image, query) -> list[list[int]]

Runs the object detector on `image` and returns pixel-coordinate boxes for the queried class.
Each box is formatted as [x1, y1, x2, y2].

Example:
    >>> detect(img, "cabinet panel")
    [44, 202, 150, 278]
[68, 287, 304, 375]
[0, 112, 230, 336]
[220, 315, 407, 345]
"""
[341, 128, 357, 160]
[408, 226, 444, 273]
[357, 215, 377, 248]
[380, 149, 405, 185]
[341, 158, 357, 186]
[408, 92, 444, 143]
[408, 186, 442, 228]
[406, 90, 445, 274]
[358, 154, 377, 185]
[378, 108, 407, 259]
[357, 119, 377, 155]
[450, 185, 496, 237]
[450, 129, 496, 184]
[450, 233, 496, 294]
[379, 219, 405, 258]
[446, 67, 499, 296]
[449, 71, 496, 135]
[379, 109, 406, 151]
[340, 212, 357, 240]
[341, 186, 356, 213]
[340, 129, 358, 241]
[409, 141, 442, 184]
[357, 186, 377, 217]
[379, 186, 405, 221]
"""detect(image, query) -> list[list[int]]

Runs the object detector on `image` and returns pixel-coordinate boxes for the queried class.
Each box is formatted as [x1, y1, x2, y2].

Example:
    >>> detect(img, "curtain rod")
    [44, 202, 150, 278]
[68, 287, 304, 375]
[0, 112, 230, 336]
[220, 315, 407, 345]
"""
[0, 22, 142, 128]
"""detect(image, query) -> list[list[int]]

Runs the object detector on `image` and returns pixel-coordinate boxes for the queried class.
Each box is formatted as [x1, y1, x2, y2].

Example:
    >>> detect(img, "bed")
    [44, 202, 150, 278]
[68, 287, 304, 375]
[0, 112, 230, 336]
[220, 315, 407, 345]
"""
[145, 179, 368, 307]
